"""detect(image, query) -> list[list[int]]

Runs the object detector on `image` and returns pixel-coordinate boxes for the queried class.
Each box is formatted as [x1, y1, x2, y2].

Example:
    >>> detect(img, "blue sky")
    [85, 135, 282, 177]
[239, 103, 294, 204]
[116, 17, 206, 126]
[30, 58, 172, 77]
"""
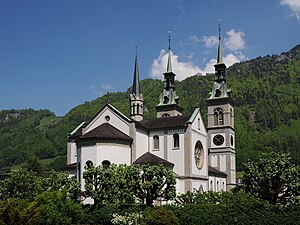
[0, 0, 299, 116]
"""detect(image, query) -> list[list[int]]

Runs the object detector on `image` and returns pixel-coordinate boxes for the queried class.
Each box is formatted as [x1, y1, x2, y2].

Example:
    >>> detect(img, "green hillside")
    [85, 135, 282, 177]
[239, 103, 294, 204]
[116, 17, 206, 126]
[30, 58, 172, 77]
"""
[0, 44, 299, 173]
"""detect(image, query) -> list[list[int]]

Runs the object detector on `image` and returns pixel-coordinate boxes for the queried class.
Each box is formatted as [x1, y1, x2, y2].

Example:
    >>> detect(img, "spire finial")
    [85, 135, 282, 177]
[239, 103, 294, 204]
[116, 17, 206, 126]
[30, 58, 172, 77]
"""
[135, 46, 138, 58]
[217, 20, 223, 64]
[168, 30, 171, 51]
[132, 47, 140, 95]
[218, 20, 221, 40]
[166, 31, 172, 72]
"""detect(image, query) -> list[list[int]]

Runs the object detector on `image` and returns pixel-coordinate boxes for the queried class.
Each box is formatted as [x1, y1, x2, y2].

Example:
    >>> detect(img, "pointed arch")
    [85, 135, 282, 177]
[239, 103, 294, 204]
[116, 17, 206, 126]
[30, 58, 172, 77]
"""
[213, 107, 224, 126]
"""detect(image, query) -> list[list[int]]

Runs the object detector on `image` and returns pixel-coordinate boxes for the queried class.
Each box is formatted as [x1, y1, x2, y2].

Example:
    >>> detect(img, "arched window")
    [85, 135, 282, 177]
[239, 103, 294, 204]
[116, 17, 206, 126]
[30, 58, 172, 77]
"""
[162, 113, 170, 118]
[85, 160, 93, 168]
[213, 108, 224, 126]
[132, 103, 135, 114]
[210, 180, 213, 191]
[102, 160, 111, 169]
[137, 103, 139, 114]
[153, 135, 159, 149]
[173, 133, 179, 148]
[213, 112, 218, 125]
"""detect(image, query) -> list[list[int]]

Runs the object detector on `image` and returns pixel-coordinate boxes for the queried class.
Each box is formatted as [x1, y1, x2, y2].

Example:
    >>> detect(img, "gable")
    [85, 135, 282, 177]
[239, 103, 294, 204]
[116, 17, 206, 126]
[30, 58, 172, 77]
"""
[83, 104, 131, 136]
[188, 108, 207, 133]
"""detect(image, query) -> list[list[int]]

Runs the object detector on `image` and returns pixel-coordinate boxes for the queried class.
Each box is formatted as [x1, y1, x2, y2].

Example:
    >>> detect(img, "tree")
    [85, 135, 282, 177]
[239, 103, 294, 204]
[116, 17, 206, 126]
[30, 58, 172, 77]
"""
[83, 163, 176, 206]
[83, 164, 118, 206]
[241, 151, 300, 205]
[135, 163, 176, 206]
[46, 170, 81, 201]
[23, 155, 44, 175]
[0, 169, 44, 201]
[33, 191, 84, 225]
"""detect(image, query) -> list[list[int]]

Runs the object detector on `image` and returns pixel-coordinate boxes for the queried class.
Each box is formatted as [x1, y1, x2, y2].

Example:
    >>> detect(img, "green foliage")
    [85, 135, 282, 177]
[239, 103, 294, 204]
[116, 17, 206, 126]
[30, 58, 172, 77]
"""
[0, 198, 41, 225]
[0, 169, 44, 201]
[23, 155, 44, 175]
[135, 163, 176, 206]
[83, 163, 176, 206]
[33, 191, 83, 225]
[241, 151, 300, 205]
[144, 207, 179, 225]
[0, 169, 80, 202]
[45, 170, 81, 200]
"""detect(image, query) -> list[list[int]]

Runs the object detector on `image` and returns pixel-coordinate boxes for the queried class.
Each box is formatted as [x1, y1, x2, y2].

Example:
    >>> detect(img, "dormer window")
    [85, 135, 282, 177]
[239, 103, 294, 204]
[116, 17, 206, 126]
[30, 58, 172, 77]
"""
[162, 113, 170, 118]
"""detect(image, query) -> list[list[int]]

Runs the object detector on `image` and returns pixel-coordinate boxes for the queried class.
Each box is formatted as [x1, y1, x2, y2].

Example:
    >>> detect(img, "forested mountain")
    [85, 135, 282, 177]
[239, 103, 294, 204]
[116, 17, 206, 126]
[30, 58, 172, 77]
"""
[0, 44, 299, 173]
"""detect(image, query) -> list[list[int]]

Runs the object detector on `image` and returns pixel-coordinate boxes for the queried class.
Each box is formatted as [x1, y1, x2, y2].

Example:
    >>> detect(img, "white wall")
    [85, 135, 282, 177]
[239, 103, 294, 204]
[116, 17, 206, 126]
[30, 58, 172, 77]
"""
[175, 178, 185, 195]
[192, 180, 208, 192]
[96, 143, 131, 166]
[149, 131, 164, 159]
[167, 129, 185, 176]
[67, 142, 77, 164]
[135, 129, 149, 159]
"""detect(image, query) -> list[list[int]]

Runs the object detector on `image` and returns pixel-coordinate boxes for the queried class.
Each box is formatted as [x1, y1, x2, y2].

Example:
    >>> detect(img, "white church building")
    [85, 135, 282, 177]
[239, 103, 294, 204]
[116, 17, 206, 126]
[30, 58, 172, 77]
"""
[66, 31, 236, 202]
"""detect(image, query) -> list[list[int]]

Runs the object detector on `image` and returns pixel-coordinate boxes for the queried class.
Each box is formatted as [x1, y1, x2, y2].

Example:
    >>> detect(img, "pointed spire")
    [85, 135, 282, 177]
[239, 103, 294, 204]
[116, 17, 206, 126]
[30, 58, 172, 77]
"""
[166, 31, 172, 72]
[132, 47, 140, 95]
[217, 20, 223, 64]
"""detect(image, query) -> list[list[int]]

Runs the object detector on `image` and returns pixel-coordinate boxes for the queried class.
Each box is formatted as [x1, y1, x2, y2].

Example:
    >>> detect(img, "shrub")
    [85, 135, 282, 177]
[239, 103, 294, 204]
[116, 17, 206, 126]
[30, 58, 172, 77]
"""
[144, 207, 179, 225]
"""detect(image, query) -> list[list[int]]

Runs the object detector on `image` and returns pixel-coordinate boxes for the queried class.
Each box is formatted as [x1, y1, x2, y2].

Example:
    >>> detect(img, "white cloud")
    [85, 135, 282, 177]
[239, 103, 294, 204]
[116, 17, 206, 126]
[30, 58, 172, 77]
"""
[202, 35, 219, 48]
[150, 49, 203, 80]
[280, 0, 300, 20]
[224, 29, 246, 51]
[150, 27, 247, 80]
[202, 53, 244, 74]
[89, 83, 115, 96]
[150, 49, 244, 80]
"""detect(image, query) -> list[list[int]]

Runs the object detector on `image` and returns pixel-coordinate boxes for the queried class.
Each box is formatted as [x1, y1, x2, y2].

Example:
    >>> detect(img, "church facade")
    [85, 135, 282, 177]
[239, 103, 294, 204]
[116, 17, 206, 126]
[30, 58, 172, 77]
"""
[66, 31, 236, 203]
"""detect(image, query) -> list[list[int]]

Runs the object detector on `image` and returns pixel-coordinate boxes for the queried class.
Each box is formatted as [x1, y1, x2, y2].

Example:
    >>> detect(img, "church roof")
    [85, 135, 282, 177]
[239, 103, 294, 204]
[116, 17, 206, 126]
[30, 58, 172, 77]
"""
[76, 123, 132, 142]
[208, 166, 227, 178]
[136, 115, 191, 131]
[134, 152, 174, 170]
[68, 122, 85, 140]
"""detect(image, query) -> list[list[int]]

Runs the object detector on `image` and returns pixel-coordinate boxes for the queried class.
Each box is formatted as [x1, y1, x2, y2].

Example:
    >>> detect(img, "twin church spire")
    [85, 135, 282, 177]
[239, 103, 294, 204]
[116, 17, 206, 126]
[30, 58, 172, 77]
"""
[130, 22, 230, 120]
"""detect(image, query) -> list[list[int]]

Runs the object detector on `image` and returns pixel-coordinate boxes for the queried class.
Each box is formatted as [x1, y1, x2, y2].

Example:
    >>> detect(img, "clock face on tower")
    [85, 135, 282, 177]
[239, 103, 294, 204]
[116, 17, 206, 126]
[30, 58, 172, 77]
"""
[213, 134, 224, 146]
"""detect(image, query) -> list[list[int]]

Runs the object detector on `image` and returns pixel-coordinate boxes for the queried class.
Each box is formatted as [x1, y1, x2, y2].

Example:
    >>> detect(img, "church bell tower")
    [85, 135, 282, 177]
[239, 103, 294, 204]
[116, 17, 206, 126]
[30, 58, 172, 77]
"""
[155, 32, 183, 118]
[130, 49, 144, 121]
[207, 22, 236, 190]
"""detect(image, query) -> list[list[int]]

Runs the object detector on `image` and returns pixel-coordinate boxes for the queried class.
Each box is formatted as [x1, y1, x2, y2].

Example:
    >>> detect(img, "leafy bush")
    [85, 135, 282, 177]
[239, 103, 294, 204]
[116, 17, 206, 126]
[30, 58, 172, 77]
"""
[144, 207, 179, 225]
